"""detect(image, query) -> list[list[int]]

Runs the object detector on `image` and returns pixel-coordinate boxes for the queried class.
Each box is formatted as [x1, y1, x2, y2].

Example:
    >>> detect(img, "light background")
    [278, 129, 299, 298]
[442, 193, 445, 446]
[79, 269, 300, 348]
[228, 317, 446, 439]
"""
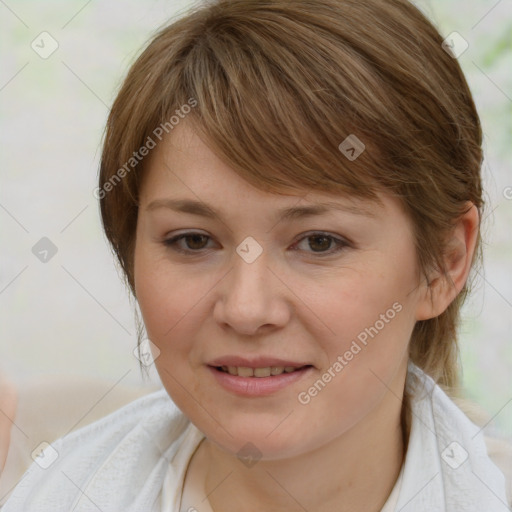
[1, 0, 511, 435]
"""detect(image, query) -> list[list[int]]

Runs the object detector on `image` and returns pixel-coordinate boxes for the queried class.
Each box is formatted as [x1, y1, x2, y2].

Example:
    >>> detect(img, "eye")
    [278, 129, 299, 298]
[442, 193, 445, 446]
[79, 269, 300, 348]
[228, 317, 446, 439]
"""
[163, 231, 349, 257]
[163, 232, 214, 254]
[292, 232, 349, 256]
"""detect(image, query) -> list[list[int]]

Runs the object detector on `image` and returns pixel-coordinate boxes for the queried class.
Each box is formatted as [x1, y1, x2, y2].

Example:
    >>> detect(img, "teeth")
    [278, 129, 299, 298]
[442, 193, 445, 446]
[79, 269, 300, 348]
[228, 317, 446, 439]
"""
[254, 367, 271, 377]
[237, 367, 254, 377]
[220, 365, 304, 377]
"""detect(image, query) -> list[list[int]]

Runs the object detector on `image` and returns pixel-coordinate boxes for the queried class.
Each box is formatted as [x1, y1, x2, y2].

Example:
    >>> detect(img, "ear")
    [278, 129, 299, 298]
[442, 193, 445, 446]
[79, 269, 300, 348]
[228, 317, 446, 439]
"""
[415, 202, 479, 321]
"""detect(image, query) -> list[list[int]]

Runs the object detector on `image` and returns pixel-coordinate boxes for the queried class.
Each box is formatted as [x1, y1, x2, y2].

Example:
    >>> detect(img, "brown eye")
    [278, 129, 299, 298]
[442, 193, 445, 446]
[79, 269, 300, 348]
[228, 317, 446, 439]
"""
[163, 232, 212, 253]
[293, 232, 349, 256]
[183, 234, 209, 250]
[308, 235, 333, 252]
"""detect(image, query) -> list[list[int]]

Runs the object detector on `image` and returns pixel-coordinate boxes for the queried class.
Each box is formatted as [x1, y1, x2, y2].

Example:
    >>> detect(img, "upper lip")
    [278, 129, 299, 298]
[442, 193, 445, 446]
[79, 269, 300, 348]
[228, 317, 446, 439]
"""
[208, 356, 311, 368]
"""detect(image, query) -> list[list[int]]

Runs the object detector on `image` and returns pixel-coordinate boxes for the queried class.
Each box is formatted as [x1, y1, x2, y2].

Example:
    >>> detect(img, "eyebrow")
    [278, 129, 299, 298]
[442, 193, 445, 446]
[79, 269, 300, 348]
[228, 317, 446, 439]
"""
[145, 198, 377, 221]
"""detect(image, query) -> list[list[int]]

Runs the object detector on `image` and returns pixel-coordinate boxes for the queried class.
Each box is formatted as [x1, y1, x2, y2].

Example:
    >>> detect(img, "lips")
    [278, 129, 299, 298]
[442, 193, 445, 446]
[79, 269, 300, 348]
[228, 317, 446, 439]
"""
[209, 357, 311, 377]
[207, 361, 314, 396]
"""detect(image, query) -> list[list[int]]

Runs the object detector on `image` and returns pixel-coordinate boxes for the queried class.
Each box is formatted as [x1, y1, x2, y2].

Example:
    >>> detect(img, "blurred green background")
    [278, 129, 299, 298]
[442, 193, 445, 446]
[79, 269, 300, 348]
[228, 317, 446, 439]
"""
[1, 0, 511, 436]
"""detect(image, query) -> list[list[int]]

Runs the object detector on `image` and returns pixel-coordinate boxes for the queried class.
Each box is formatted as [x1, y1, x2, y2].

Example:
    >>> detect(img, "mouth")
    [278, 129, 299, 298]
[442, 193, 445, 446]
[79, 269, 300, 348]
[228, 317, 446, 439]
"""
[212, 365, 312, 377]
[207, 361, 314, 397]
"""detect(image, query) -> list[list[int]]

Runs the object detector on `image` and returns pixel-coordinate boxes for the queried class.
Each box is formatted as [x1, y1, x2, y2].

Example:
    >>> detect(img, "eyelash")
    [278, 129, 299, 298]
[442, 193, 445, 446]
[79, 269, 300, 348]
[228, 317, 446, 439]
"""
[162, 231, 350, 257]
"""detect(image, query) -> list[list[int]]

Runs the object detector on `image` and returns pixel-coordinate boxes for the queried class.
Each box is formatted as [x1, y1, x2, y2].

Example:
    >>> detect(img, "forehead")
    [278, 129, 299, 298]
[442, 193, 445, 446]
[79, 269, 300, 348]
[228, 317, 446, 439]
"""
[140, 121, 387, 216]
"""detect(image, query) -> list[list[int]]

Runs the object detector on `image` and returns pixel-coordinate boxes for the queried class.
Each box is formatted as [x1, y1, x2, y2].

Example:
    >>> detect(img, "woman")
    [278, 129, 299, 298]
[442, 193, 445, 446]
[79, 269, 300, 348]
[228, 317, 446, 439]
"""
[2, 0, 510, 510]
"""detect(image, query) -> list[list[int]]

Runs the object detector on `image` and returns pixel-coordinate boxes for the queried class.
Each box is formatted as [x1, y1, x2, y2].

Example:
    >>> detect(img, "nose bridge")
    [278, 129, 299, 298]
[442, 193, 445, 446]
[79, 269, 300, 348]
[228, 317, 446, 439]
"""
[215, 240, 288, 334]
[229, 244, 272, 308]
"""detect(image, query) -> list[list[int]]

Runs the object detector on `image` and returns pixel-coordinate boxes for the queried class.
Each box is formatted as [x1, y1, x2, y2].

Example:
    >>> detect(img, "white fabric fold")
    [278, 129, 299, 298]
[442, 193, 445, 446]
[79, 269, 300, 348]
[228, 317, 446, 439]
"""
[1, 363, 509, 511]
[395, 363, 509, 511]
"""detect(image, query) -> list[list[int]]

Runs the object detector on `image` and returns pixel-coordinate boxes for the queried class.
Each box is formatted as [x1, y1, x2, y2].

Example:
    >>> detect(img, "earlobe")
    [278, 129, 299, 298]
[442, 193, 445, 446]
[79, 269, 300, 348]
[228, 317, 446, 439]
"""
[415, 203, 479, 321]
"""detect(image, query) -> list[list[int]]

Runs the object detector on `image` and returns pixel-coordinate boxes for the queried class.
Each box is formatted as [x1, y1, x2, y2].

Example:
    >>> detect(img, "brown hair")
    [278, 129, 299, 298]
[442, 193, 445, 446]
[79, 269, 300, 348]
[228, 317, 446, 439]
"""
[99, 0, 483, 391]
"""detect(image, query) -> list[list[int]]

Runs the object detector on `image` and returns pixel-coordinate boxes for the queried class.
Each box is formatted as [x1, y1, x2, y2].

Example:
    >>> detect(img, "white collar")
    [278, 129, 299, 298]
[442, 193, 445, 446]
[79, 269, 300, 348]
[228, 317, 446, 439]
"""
[394, 362, 508, 510]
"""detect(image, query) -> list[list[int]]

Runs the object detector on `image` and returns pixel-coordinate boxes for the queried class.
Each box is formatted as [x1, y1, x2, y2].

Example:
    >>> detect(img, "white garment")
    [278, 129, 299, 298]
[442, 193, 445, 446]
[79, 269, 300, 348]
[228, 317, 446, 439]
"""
[1, 363, 509, 511]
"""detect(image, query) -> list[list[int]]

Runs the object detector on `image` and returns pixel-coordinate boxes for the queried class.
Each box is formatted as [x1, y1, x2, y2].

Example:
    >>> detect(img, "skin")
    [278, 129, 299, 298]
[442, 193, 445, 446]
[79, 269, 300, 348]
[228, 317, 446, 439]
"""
[134, 121, 479, 512]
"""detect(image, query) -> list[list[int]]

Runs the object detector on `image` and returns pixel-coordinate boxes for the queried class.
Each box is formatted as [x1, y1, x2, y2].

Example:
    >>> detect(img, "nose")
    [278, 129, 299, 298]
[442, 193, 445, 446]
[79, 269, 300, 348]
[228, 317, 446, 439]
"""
[213, 248, 291, 336]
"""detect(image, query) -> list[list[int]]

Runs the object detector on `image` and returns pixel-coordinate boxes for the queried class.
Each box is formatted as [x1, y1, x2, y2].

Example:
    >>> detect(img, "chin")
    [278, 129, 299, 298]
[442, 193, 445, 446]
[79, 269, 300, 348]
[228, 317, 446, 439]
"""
[194, 413, 319, 462]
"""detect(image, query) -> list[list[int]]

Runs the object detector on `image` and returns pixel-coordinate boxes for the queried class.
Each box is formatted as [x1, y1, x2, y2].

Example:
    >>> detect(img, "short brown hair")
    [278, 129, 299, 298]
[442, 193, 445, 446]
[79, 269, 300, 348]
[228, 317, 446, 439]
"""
[99, 0, 483, 390]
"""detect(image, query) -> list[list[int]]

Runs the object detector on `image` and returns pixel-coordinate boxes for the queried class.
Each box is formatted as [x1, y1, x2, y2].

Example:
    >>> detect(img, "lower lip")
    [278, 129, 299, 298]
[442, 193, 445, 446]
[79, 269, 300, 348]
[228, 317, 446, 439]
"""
[207, 366, 313, 397]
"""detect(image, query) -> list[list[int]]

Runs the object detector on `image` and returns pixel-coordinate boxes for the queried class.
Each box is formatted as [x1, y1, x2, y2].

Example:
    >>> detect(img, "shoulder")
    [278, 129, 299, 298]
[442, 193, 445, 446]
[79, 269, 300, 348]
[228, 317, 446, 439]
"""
[1, 388, 190, 512]
[37, 386, 186, 464]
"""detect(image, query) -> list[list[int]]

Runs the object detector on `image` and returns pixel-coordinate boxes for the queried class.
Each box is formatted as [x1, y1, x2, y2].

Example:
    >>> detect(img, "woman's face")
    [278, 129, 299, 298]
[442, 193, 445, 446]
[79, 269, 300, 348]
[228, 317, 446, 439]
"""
[134, 122, 430, 459]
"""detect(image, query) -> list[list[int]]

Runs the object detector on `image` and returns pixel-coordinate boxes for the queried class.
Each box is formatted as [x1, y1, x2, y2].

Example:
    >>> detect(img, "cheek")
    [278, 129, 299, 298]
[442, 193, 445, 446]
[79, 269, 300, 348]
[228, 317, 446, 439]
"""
[134, 245, 188, 350]
[303, 257, 418, 391]
[134, 261, 171, 341]
[293, 278, 413, 439]
[134, 252, 206, 400]
[133, 247, 218, 365]
[314, 269, 415, 343]
[135, 241, 187, 331]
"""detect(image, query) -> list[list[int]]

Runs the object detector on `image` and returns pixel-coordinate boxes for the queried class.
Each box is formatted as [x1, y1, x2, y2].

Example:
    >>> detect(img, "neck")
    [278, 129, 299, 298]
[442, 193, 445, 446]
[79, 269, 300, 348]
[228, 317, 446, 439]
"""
[195, 370, 408, 512]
